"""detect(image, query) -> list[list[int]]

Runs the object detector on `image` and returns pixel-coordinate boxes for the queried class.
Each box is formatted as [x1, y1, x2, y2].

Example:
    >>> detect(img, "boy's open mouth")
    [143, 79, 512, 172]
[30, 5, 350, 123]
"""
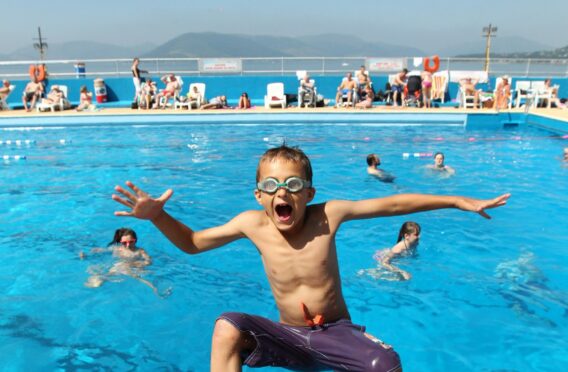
[275, 203, 293, 222]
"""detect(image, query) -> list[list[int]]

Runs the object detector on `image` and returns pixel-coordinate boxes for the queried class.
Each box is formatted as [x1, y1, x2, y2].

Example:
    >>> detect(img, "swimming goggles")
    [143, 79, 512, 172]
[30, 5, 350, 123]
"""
[257, 177, 311, 194]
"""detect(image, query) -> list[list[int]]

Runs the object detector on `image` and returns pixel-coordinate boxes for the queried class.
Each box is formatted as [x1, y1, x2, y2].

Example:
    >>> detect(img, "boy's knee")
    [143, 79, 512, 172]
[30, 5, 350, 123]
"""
[366, 348, 402, 372]
[213, 319, 241, 345]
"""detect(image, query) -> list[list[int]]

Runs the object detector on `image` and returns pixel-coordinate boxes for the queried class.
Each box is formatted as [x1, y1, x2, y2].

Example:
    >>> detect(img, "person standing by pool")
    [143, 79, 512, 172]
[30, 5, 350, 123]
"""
[112, 144, 510, 371]
[367, 153, 395, 182]
[427, 152, 455, 176]
[494, 75, 511, 110]
[131, 58, 148, 103]
[374, 222, 421, 280]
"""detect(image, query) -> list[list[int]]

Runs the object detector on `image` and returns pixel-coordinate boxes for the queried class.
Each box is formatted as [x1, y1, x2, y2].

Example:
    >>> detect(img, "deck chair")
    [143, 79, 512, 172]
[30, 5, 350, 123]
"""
[36, 85, 71, 112]
[296, 71, 317, 108]
[458, 87, 480, 109]
[158, 76, 183, 109]
[264, 83, 286, 109]
[175, 83, 206, 110]
[0, 85, 15, 110]
[337, 77, 358, 107]
[514, 81, 532, 108]
[531, 81, 554, 108]
[431, 71, 449, 103]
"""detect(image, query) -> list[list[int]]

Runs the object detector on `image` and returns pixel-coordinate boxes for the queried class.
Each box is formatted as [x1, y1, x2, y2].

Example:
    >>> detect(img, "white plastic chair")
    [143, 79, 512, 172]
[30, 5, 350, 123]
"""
[531, 81, 553, 108]
[264, 83, 286, 109]
[514, 81, 532, 108]
[36, 85, 71, 112]
[175, 83, 206, 110]
[431, 71, 449, 103]
[337, 77, 358, 107]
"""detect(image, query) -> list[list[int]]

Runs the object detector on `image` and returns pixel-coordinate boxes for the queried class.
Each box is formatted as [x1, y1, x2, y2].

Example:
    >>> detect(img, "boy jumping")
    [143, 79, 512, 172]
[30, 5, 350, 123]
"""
[112, 145, 510, 371]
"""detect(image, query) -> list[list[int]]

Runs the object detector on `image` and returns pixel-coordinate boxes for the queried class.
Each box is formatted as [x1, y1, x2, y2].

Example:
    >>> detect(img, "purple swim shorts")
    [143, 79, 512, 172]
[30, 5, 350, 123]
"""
[218, 312, 401, 371]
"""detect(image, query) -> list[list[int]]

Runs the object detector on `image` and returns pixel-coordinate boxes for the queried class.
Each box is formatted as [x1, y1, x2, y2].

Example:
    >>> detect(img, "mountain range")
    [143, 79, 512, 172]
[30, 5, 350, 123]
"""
[0, 32, 564, 60]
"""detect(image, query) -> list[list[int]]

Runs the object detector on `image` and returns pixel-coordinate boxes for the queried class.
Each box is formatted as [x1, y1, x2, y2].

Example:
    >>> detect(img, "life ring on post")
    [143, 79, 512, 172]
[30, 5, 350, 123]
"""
[28, 64, 46, 82]
[423, 55, 440, 73]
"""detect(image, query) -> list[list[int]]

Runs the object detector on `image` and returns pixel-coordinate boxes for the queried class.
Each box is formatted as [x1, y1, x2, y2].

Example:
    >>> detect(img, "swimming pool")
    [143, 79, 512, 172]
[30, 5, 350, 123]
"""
[1, 117, 567, 371]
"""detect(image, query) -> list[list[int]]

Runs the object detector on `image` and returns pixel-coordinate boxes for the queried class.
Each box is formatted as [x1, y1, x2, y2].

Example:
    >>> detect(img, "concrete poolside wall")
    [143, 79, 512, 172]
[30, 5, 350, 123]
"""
[5, 75, 568, 108]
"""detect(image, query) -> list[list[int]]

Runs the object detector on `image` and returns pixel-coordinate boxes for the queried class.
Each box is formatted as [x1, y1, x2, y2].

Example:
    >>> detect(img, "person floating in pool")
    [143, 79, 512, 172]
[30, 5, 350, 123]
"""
[82, 228, 165, 296]
[563, 147, 568, 163]
[374, 222, 421, 281]
[112, 144, 510, 371]
[427, 152, 455, 176]
[367, 153, 395, 183]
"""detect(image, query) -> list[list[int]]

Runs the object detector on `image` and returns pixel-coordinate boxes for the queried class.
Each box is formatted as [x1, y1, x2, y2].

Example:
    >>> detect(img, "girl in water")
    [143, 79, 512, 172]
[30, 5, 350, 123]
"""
[83, 228, 169, 296]
[359, 222, 421, 281]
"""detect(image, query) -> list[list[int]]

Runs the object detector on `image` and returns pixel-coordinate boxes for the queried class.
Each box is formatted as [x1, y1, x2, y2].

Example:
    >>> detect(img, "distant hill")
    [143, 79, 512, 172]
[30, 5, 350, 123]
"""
[1, 33, 565, 61]
[442, 36, 555, 57]
[458, 44, 568, 59]
[142, 32, 425, 58]
[3, 41, 156, 61]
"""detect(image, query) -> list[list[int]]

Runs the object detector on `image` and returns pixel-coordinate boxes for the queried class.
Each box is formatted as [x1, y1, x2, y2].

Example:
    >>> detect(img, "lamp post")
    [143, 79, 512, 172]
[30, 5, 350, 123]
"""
[33, 27, 48, 61]
[482, 24, 497, 73]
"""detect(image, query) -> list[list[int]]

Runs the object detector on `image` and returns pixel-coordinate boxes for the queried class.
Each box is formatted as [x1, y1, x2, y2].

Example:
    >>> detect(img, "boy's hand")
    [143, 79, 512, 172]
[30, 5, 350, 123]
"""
[112, 181, 173, 221]
[456, 193, 510, 219]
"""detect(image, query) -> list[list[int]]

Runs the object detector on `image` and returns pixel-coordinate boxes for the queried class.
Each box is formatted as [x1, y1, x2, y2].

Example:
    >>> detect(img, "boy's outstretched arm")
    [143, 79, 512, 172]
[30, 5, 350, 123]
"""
[335, 193, 511, 222]
[112, 181, 245, 254]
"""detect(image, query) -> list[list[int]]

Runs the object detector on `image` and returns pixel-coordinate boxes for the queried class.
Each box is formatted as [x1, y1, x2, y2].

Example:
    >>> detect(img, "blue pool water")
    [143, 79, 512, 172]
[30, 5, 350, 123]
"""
[1, 119, 567, 371]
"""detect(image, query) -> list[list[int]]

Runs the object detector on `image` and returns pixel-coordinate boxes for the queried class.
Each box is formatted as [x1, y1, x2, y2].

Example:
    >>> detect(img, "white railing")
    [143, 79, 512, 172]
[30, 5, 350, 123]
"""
[1, 57, 567, 79]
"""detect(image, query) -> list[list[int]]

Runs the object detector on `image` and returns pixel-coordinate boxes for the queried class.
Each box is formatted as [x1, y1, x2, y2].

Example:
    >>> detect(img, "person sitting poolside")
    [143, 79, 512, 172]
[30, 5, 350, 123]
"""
[41, 85, 64, 105]
[459, 77, 481, 108]
[76, 85, 96, 112]
[356, 65, 372, 87]
[335, 72, 358, 107]
[356, 85, 375, 109]
[22, 76, 44, 112]
[427, 152, 455, 176]
[298, 74, 315, 108]
[238, 92, 251, 109]
[0, 80, 13, 110]
[373, 221, 421, 281]
[366, 153, 395, 182]
[153, 74, 180, 109]
[201, 95, 228, 110]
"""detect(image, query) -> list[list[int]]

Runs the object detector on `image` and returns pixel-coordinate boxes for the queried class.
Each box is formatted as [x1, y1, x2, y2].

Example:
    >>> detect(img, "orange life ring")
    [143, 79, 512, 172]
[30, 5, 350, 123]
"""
[423, 55, 440, 73]
[29, 64, 46, 81]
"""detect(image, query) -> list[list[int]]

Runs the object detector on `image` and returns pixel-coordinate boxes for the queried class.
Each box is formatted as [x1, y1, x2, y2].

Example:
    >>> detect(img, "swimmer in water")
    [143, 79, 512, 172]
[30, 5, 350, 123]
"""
[375, 222, 420, 280]
[82, 228, 165, 296]
[426, 152, 455, 176]
[366, 153, 396, 182]
[357, 222, 420, 281]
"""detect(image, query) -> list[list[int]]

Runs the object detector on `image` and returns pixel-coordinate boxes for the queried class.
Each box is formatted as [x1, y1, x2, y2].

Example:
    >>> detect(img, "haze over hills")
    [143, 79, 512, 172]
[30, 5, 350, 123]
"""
[0, 32, 565, 60]
[143, 32, 425, 58]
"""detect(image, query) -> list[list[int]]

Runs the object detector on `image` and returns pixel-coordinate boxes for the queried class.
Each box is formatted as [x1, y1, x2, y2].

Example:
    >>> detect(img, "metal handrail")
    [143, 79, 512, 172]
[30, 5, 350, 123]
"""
[1, 56, 566, 79]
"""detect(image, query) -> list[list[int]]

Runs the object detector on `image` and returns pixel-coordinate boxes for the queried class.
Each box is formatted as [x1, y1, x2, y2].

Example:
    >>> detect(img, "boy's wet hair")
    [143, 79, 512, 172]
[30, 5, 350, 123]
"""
[108, 227, 137, 246]
[396, 222, 421, 243]
[256, 144, 313, 183]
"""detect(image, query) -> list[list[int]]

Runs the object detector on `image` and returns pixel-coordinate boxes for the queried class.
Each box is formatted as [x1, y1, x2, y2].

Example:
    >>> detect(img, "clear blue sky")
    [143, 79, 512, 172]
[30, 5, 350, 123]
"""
[2, 0, 566, 52]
